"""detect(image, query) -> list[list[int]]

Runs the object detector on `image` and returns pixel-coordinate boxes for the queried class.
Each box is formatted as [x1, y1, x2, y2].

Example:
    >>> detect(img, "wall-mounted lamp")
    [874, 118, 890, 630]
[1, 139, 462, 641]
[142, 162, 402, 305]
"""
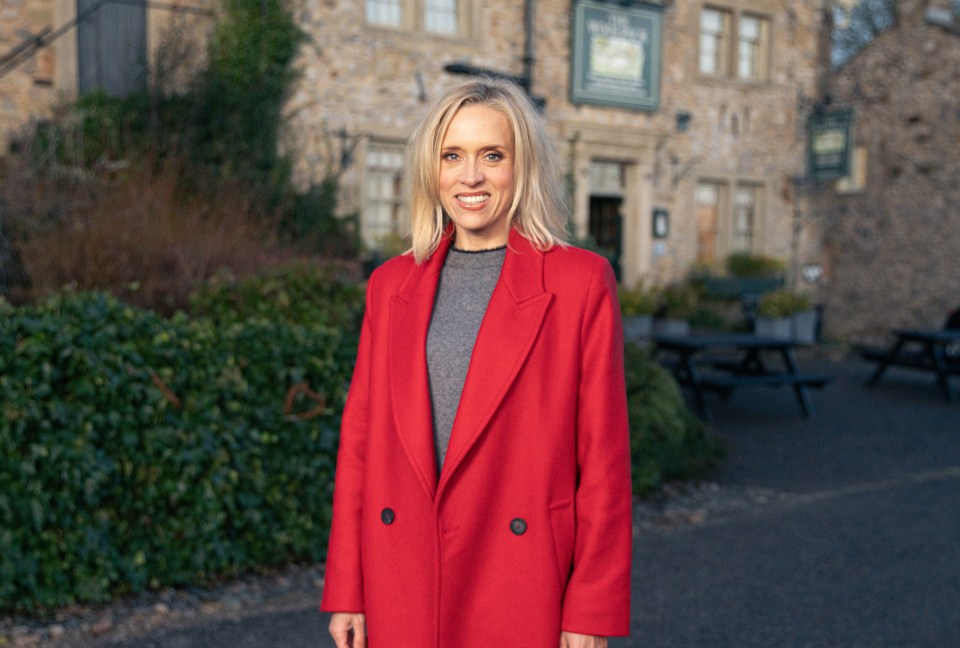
[675, 110, 692, 133]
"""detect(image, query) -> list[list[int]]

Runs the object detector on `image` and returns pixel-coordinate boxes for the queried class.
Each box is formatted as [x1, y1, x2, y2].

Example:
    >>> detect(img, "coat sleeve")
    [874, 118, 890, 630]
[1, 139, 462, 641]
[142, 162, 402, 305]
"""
[561, 259, 633, 636]
[319, 272, 379, 613]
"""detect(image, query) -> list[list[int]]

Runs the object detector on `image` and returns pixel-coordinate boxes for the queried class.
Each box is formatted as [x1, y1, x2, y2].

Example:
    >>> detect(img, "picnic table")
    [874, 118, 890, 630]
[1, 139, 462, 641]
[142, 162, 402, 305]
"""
[653, 333, 833, 423]
[863, 329, 960, 403]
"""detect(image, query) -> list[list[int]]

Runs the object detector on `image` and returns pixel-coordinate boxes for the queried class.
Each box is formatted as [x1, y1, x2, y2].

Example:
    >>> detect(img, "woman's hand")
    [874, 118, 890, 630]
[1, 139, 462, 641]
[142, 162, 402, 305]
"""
[329, 612, 366, 648]
[560, 631, 608, 648]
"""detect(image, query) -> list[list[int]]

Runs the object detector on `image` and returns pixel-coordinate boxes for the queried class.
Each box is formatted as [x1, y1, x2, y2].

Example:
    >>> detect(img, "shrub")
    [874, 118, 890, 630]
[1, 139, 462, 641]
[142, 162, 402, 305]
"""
[624, 342, 725, 494]
[656, 282, 702, 320]
[756, 289, 812, 318]
[726, 253, 786, 279]
[0, 291, 358, 613]
[618, 284, 657, 316]
[9, 161, 288, 314]
[189, 261, 364, 331]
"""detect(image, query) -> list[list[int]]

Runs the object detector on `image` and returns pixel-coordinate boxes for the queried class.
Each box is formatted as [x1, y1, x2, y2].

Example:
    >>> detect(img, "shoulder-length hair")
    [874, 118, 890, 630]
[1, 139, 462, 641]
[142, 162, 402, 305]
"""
[406, 77, 569, 263]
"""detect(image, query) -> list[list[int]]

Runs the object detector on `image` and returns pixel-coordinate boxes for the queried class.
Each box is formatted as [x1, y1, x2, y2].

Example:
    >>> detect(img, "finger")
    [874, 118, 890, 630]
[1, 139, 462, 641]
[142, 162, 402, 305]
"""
[353, 620, 367, 648]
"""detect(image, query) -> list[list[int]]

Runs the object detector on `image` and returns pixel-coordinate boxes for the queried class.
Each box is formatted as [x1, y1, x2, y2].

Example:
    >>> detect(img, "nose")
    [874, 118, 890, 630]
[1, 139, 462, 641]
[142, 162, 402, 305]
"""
[460, 159, 484, 186]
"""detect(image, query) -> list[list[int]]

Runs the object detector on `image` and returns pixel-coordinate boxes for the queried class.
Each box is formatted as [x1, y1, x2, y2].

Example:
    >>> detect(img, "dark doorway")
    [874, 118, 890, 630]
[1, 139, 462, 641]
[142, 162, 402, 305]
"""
[77, 0, 147, 96]
[589, 196, 623, 281]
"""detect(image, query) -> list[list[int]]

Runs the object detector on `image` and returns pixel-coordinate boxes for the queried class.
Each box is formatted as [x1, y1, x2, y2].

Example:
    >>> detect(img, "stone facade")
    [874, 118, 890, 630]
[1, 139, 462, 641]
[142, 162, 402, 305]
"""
[3, 0, 825, 288]
[0, 0, 213, 147]
[814, 0, 960, 341]
[285, 0, 824, 287]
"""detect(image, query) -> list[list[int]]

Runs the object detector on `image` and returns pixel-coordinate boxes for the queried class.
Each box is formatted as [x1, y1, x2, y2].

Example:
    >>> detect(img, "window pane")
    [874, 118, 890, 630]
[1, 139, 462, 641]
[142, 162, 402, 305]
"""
[695, 182, 721, 263]
[699, 8, 728, 75]
[425, 0, 458, 34]
[367, 0, 402, 27]
[732, 186, 757, 252]
[365, 142, 407, 247]
[737, 14, 768, 80]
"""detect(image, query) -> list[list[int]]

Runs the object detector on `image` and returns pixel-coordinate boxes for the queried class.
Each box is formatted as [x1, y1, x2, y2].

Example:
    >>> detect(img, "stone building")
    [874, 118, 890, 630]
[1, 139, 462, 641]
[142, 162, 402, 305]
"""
[2, 0, 826, 288]
[814, 0, 960, 341]
[286, 0, 825, 287]
[0, 0, 213, 145]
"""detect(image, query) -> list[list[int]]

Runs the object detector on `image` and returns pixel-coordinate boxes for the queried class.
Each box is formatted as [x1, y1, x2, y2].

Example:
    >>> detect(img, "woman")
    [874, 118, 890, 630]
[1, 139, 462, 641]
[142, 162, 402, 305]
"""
[321, 78, 632, 648]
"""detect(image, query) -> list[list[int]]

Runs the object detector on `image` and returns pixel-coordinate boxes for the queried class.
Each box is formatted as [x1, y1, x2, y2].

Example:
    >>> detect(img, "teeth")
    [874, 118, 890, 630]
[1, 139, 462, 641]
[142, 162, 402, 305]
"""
[458, 194, 489, 205]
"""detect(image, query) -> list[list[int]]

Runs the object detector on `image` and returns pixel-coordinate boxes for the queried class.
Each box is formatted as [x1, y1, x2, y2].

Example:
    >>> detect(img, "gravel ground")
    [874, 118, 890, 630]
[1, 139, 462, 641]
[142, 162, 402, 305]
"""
[1, 480, 788, 648]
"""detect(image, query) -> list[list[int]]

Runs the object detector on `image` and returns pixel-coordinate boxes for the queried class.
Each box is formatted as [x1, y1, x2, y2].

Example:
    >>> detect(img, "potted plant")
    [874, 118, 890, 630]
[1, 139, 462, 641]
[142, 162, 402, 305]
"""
[653, 283, 700, 336]
[702, 253, 786, 299]
[755, 289, 816, 342]
[618, 285, 657, 341]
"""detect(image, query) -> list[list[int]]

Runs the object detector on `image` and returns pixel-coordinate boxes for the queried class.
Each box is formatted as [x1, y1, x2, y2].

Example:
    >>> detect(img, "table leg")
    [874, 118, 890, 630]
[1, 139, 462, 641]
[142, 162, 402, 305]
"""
[927, 342, 956, 403]
[867, 338, 906, 386]
[782, 348, 815, 417]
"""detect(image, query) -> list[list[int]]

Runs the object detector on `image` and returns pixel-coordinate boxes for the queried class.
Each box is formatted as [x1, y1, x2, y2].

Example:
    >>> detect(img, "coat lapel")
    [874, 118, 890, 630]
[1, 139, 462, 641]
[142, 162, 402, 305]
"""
[438, 230, 553, 496]
[388, 238, 452, 500]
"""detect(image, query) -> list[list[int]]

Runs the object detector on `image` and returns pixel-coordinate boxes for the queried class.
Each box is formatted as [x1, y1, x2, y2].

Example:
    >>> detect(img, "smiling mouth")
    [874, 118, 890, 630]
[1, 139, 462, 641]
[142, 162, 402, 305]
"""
[457, 194, 489, 205]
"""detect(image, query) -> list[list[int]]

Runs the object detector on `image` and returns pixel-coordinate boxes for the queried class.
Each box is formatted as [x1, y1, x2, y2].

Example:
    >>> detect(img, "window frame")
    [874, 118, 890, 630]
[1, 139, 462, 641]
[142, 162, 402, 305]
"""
[697, 2, 772, 84]
[364, 0, 469, 37]
[363, 140, 409, 250]
[694, 177, 767, 262]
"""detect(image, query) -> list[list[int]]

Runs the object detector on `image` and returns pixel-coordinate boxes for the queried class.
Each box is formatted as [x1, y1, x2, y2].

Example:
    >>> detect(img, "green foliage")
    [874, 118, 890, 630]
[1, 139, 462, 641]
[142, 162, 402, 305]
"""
[725, 253, 786, 279]
[618, 285, 657, 316]
[189, 261, 365, 331]
[191, 0, 304, 192]
[756, 289, 812, 318]
[0, 291, 358, 613]
[657, 282, 702, 320]
[624, 343, 725, 494]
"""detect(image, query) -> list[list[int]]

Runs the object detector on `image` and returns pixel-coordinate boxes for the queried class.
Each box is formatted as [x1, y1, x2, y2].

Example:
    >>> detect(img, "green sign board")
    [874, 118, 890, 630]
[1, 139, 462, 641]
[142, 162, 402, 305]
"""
[571, 0, 662, 112]
[807, 110, 854, 181]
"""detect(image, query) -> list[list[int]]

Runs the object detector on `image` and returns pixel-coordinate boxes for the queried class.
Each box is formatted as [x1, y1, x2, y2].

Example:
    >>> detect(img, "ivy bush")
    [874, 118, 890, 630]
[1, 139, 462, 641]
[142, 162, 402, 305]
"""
[0, 291, 358, 612]
[624, 342, 726, 494]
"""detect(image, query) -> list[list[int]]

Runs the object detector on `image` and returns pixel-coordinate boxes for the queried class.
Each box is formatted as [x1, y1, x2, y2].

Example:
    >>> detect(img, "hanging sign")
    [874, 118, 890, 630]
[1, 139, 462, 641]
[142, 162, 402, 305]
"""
[807, 110, 854, 181]
[571, 0, 663, 112]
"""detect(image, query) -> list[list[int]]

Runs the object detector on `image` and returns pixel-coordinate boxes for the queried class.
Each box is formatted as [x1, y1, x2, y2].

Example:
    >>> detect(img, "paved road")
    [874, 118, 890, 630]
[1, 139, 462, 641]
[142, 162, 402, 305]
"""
[99, 356, 960, 647]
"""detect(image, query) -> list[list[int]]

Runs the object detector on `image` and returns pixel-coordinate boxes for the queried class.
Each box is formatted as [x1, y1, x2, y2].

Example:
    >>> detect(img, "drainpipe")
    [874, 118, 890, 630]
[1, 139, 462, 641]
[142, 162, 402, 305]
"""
[524, 0, 535, 91]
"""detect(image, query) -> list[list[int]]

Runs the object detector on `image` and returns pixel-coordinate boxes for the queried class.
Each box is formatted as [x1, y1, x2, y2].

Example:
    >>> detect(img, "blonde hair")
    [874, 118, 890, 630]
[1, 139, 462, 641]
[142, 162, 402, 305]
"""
[406, 77, 569, 263]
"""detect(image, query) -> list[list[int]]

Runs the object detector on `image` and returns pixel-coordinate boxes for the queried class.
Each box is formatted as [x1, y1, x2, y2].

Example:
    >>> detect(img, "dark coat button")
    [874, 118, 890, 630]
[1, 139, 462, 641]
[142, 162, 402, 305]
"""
[381, 508, 395, 525]
[510, 518, 527, 535]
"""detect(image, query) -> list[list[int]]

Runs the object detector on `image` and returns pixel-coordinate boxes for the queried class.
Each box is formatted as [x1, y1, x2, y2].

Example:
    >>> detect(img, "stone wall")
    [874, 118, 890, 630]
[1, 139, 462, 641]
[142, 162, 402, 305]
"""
[816, 5, 960, 341]
[285, 0, 823, 285]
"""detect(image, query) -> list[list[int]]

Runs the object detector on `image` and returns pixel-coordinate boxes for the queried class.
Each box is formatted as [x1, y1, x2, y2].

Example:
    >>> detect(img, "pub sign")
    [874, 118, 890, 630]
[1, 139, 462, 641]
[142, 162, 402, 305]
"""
[807, 110, 854, 181]
[571, 0, 663, 111]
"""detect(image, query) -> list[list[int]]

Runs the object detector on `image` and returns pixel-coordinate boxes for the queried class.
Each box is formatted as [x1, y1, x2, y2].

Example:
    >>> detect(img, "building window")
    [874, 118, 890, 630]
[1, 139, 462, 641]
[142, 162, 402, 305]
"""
[695, 182, 722, 264]
[699, 8, 731, 76]
[365, 142, 407, 249]
[366, 0, 403, 28]
[698, 6, 770, 82]
[425, 0, 458, 34]
[732, 184, 758, 252]
[77, 0, 147, 96]
[366, 0, 463, 35]
[736, 14, 770, 80]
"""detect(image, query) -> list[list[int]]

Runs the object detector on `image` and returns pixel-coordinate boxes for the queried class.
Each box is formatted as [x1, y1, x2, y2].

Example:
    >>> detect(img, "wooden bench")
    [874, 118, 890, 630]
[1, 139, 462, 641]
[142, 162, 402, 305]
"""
[862, 328, 960, 402]
[696, 372, 833, 418]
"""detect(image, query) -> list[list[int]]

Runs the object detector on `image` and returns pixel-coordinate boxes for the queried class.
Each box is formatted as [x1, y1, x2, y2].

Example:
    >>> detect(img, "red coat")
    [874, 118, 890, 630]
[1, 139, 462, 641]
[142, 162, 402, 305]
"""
[321, 229, 632, 647]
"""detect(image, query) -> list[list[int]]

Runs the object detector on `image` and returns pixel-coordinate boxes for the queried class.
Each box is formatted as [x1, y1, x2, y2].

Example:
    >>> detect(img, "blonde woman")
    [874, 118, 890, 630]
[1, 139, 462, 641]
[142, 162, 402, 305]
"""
[322, 78, 632, 648]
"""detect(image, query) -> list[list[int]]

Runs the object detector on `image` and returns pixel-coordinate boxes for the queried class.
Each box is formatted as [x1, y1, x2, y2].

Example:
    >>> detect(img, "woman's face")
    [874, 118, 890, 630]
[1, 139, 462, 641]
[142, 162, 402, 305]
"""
[438, 104, 516, 251]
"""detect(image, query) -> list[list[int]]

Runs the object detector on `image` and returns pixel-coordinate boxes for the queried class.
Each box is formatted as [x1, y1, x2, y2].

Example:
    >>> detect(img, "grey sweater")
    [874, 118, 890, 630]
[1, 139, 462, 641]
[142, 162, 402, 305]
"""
[426, 246, 506, 472]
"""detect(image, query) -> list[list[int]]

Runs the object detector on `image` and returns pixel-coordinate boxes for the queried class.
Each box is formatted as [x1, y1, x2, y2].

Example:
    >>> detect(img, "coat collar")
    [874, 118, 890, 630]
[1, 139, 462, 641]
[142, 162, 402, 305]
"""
[388, 228, 553, 501]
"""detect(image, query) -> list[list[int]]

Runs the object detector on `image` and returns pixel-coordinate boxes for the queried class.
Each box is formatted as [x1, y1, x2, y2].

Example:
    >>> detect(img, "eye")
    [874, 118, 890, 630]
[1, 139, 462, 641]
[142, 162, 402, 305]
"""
[442, 151, 461, 162]
[484, 151, 504, 162]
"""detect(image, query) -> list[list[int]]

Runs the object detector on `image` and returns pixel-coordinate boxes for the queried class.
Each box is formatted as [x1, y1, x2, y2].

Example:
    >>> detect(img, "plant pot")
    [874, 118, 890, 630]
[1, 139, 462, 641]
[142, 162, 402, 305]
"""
[754, 316, 792, 340]
[653, 318, 690, 337]
[622, 314, 654, 341]
[791, 310, 819, 345]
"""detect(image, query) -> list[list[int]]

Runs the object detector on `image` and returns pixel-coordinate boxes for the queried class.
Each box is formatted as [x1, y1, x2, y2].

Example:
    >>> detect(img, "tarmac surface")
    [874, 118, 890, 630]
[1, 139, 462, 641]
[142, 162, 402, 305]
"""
[75, 354, 960, 647]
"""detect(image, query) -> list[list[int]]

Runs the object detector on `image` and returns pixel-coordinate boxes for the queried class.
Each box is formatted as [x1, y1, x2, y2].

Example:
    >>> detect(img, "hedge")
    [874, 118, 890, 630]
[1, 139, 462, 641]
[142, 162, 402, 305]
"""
[1, 289, 721, 614]
[0, 291, 358, 612]
[625, 342, 725, 494]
